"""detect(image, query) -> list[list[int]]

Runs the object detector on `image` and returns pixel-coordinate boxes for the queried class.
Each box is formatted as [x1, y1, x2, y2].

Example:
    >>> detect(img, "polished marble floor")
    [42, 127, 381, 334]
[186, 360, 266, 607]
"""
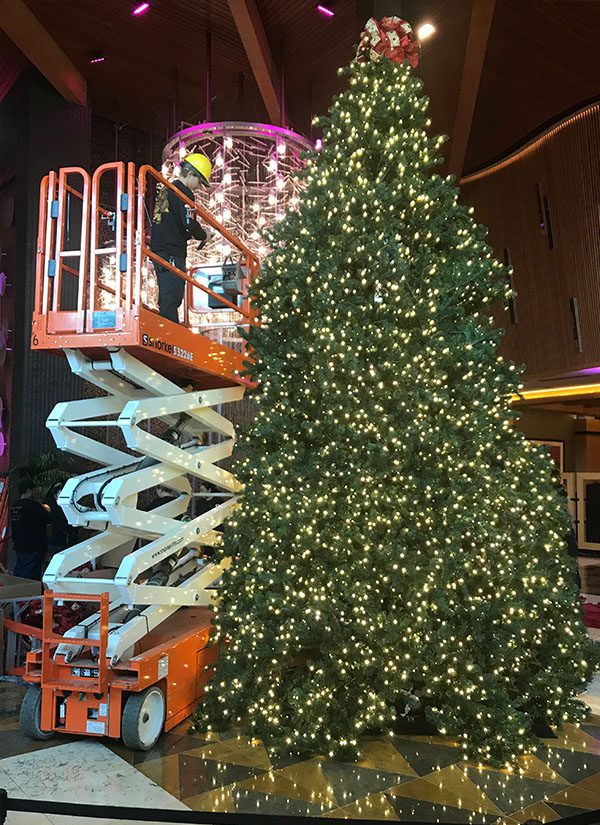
[1, 682, 599, 822]
[0, 740, 188, 824]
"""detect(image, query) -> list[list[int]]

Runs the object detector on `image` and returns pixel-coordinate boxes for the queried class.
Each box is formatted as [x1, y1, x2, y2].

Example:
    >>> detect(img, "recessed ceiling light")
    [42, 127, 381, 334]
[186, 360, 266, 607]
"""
[417, 22, 436, 41]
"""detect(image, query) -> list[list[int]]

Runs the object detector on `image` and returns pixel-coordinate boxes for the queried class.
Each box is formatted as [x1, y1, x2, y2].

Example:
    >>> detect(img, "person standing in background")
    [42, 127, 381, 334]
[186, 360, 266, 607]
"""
[45, 483, 78, 560]
[10, 482, 52, 580]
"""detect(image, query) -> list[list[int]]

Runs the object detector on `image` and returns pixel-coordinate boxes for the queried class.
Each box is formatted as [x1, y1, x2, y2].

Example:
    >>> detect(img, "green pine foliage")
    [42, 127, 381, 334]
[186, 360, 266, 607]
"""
[196, 55, 599, 766]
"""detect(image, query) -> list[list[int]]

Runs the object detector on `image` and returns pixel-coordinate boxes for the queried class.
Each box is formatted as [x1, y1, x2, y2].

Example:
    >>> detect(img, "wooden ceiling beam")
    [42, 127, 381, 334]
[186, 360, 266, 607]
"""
[0, 0, 86, 105]
[448, 0, 496, 178]
[227, 0, 281, 125]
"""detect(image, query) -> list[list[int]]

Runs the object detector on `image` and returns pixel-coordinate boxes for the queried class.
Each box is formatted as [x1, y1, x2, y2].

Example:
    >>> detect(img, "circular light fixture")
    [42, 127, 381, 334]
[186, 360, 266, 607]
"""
[417, 22, 436, 41]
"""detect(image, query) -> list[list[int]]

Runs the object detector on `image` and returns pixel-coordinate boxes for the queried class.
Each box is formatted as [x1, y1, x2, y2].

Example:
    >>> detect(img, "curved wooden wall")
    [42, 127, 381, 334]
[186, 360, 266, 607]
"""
[461, 103, 600, 380]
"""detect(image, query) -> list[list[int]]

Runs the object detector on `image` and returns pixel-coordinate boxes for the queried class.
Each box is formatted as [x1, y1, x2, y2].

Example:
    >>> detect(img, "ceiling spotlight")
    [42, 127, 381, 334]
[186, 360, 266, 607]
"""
[417, 22, 436, 41]
[132, 2, 150, 14]
[89, 53, 105, 64]
[316, 5, 335, 17]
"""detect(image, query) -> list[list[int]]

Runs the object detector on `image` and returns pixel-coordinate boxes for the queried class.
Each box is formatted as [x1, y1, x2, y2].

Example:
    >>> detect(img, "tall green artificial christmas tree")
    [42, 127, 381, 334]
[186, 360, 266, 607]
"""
[198, 18, 598, 766]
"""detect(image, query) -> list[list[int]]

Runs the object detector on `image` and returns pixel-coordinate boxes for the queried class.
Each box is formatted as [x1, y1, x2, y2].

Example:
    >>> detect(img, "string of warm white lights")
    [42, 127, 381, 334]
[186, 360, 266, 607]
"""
[163, 122, 311, 265]
[160, 122, 312, 344]
[194, 54, 599, 767]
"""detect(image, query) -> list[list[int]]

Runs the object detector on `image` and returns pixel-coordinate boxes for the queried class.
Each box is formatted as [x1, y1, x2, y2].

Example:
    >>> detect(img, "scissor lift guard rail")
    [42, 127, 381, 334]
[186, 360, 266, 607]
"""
[19, 161, 259, 750]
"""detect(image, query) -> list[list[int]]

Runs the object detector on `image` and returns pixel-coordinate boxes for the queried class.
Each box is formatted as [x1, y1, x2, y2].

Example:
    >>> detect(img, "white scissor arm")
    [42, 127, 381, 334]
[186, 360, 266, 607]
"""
[43, 348, 243, 664]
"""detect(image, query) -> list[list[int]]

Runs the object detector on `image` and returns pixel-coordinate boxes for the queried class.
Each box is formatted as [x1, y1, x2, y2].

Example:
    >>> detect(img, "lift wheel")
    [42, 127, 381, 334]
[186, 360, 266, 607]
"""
[20, 687, 54, 741]
[121, 686, 166, 751]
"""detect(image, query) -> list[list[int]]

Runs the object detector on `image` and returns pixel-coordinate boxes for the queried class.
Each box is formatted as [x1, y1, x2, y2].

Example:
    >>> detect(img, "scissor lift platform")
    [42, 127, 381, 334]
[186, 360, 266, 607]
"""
[32, 304, 246, 389]
[19, 161, 259, 750]
[31, 161, 259, 388]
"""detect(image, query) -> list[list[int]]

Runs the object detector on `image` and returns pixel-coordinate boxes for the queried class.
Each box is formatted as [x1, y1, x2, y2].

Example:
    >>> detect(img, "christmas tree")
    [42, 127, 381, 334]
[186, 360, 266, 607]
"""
[197, 18, 598, 766]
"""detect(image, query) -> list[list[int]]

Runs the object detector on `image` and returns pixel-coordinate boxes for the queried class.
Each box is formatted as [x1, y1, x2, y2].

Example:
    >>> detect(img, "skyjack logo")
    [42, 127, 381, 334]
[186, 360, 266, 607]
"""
[142, 334, 194, 362]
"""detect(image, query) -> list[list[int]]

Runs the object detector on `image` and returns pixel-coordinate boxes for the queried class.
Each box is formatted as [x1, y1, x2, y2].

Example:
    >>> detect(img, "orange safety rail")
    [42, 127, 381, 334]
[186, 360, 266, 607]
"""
[40, 591, 109, 694]
[4, 617, 43, 677]
[3, 618, 43, 640]
[87, 162, 133, 331]
[31, 161, 261, 388]
[136, 165, 258, 327]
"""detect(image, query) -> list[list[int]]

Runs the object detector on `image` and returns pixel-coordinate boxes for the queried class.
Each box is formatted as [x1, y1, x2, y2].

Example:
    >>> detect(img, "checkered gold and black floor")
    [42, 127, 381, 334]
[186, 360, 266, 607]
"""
[2, 683, 597, 822]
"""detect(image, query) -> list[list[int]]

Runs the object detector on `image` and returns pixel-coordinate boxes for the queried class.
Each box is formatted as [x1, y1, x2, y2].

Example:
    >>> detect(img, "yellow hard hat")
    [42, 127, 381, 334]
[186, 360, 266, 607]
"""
[182, 153, 212, 185]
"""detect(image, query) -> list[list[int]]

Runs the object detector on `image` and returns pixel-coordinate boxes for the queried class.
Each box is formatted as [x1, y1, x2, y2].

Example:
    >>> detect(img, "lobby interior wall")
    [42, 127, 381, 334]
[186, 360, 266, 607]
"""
[462, 104, 600, 382]
[516, 408, 578, 472]
[0, 68, 90, 467]
[517, 407, 600, 477]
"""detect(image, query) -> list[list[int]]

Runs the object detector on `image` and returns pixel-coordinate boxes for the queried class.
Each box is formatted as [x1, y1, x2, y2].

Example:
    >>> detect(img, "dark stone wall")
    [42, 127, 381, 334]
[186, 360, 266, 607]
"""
[0, 69, 165, 467]
[91, 114, 163, 170]
[1, 69, 91, 465]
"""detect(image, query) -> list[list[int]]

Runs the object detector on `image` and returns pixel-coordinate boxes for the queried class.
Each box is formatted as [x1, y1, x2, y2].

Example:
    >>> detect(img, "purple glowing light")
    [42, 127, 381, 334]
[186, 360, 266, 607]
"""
[132, 2, 150, 14]
[168, 122, 313, 153]
[573, 366, 600, 376]
[90, 55, 105, 64]
[316, 4, 335, 17]
[315, 138, 323, 150]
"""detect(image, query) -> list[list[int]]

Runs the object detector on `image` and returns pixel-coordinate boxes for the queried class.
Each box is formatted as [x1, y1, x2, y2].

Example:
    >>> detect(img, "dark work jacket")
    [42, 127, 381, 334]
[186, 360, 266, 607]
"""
[10, 498, 52, 557]
[150, 180, 207, 259]
[46, 498, 77, 550]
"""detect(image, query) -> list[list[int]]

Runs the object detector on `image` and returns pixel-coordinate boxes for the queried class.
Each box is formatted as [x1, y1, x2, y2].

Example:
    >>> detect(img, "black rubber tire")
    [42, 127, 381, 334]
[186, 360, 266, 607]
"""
[20, 686, 54, 740]
[121, 686, 165, 751]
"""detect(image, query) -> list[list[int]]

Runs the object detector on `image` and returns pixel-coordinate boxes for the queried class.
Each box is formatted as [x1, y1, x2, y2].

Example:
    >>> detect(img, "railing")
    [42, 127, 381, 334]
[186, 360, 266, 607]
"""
[88, 162, 133, 327]
[34, 161, 259, 341]
[1, 596, 43, 679]
[136, 164, 259, 329]
[40, 591, 109, 694]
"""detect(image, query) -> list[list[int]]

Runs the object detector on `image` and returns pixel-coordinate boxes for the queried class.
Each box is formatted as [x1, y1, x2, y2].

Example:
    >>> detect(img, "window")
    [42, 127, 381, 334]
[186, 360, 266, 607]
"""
[503, 248, 518, 324]
[535, 183, 555, 249]
[542, 194, 555, 249]
[569, 297, 583, 353]
[535, 183, 545, 230]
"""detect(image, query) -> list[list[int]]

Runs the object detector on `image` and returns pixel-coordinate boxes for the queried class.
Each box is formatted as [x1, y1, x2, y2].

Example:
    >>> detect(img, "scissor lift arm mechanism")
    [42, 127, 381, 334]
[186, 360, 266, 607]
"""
[43, 347, 244, 666]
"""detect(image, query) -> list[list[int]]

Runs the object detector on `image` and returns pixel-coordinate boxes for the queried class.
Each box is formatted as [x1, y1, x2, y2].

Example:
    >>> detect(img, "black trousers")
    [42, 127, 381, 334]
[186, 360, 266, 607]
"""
[155, 255, 186, 324]
[14, 550, 43, 581]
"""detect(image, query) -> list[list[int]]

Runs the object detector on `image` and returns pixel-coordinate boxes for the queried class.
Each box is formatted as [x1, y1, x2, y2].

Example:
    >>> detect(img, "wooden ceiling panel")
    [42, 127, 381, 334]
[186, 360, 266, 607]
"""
[256, 0, 361, 134]
[5, 0, 600, 169]
[23, 0, 265, 129]
[465, 0, 600, 172]
[0, 29, 27, 102]
[414, 0, 474, 168]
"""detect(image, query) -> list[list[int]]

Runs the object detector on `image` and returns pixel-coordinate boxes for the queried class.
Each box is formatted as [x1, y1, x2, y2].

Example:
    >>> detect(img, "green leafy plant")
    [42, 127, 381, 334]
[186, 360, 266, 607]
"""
[9, 450, 75, 498]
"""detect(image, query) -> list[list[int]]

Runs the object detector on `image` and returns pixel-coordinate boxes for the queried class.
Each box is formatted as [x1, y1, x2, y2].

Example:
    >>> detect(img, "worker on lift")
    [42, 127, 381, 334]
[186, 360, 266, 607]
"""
[151, 153, 212, 323]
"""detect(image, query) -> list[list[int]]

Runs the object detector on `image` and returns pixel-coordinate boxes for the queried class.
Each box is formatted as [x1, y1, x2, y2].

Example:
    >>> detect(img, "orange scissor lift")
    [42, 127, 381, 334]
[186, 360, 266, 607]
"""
[19, 161, 259, 750]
